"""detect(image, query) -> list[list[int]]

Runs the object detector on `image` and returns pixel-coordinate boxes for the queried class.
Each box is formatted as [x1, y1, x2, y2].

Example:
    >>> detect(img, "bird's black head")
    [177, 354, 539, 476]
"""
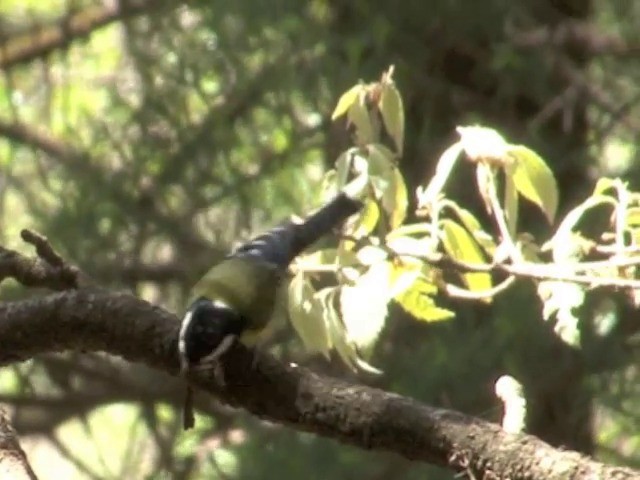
[178, 297, 247, 371]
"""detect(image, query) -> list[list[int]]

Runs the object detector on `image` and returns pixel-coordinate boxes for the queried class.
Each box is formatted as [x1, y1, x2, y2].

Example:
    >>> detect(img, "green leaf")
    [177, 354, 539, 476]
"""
[440, 219, 492, 294]
[378, 83, 404, 155]
[367, 144, 395, 179]
[365, 144, 407, 228]
[339, 262, 392, 359]
[504, 168, 518, 237]
[593, 177, 616, 196]
[626, 207, 640, 227]
[509, 145, 558, 224]
[394, 275, 454, 322]
[386, 167, 408, 229]
[288, 273, 331, 358]
[352, 199, 380, 237]
[442, 202, 496, 255]
[331, 84, 364, 120]
[387, 222, 436, 238]
[324, 287, 381, 374]
[347, 96, 375, 144]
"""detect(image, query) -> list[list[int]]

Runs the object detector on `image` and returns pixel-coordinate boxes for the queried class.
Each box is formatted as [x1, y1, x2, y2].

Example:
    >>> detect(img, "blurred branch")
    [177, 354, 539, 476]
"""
[0, 117, 209, 253]
[0, 243, 638, 479]
[0, 0, 177, 70]
[508, 20, 640, 57]
[0, 408, 38, 480]
[0, 119, 75, 159]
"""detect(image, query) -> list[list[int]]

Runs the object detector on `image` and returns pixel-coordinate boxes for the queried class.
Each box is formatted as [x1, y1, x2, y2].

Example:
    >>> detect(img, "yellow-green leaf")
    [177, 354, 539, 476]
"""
[387, 222, 436, 239]
[626, 207, 640, 227]
[339, 262, 392, 359]
[288, 273, 331, 358]
[394, 276, 454, 322]
[509, 145, 558, 224]
[386, 167, 408, 229]
[504, 168, 518, 237]
[331, 84, 364, 120]
[347, 96, 375, 144]
[442, 201, 496, 255]
[342, 199, 379, 252]
[378, 83, 404, 155]
[325, 287, 381, 374]
[593, 177, 616, 196]
[440, 218, 492, 293]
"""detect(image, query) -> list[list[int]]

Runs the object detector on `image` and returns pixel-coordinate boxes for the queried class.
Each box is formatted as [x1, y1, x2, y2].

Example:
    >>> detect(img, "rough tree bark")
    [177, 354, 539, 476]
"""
[0, 231, 638, 480]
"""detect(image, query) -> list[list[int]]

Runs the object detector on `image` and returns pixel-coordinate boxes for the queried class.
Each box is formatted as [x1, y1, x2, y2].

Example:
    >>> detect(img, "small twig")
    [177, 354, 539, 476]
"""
[0, 229, 85, 290]
[426, 250, 640, 290]
[20, 229, 64, 267]
[444, 277, 515, 301]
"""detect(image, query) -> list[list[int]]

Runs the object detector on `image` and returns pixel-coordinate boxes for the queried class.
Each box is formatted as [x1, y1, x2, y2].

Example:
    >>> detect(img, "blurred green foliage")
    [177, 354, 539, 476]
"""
[1, 0, 639, 478]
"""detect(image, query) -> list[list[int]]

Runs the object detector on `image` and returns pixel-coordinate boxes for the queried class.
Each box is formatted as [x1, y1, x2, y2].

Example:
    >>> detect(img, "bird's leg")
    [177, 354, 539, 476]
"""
[182, 386, 195, 430]
[198, 334, 236, 365]
[193, 334, 237, 385]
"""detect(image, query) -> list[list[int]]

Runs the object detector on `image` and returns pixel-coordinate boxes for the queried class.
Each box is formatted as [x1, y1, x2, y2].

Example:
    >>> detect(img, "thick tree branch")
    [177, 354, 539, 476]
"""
[0, 235, 637, 479]
[0, 293, 636, 479]
[0, 0, 176, 70]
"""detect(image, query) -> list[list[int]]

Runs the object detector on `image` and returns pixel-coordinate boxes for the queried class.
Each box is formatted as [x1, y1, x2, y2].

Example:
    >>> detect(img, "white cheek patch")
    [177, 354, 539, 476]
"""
[178, 309, 194, 375]
[178, 298, 234, 375]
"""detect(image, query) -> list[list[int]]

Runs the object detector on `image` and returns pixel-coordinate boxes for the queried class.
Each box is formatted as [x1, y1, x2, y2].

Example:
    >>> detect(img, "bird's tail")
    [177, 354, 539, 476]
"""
[233, 192, 363, 269]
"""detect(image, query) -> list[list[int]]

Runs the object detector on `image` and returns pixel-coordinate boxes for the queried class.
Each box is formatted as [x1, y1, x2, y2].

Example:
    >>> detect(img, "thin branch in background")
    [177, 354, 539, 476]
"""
[0, 0, 174, 70]
[50, 432, 102, 480]
[507, 20, 640, 57]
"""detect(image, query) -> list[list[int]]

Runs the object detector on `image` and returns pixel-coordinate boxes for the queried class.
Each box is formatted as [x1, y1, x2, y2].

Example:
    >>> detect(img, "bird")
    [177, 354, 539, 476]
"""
[178, 181, 365, 429]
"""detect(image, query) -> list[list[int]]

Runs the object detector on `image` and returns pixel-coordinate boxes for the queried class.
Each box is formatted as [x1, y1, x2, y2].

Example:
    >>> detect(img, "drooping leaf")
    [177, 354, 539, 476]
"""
[503, 168, 518, 237]
[347, 95, 375, 145]
[443, 201, 496, 255]
[388, 260, 423, 297]
[440, 218, 492, 294]
[378, 82, 404, 155]
[509, 145, 558, 224]
[416, 141, 464, 208]
[331, 84, 364, 120]
[386, 167, 408, 229]
[394, 275, 454, 322]
[288, 273, 331, 358]
[324, 287, 381, 374]
[367, 144, 395, 185]
[339, 262, 392, 359]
